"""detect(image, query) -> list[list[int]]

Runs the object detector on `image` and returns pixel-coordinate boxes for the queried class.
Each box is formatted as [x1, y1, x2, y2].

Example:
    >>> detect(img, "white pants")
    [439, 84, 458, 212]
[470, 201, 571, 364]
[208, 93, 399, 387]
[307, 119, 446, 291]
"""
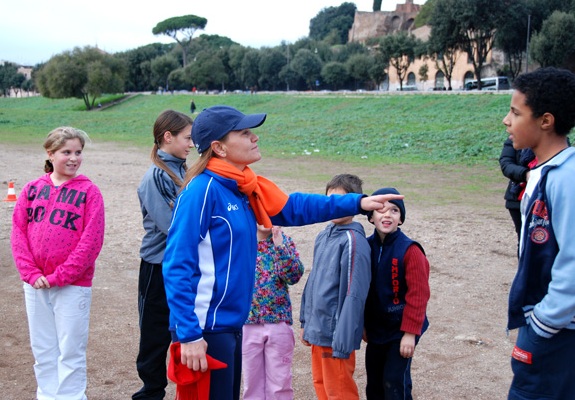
[24, 284, 92, 400]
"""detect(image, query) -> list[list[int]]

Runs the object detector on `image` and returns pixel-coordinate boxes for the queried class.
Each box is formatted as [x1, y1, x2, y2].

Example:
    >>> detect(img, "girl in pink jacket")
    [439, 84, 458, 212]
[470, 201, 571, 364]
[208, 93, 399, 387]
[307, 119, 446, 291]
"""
[11, 126, 105, 400]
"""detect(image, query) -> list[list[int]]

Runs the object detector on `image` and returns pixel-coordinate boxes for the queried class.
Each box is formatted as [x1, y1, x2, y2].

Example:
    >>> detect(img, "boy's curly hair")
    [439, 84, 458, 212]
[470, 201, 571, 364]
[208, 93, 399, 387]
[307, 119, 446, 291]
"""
[513, 67, 575, 136]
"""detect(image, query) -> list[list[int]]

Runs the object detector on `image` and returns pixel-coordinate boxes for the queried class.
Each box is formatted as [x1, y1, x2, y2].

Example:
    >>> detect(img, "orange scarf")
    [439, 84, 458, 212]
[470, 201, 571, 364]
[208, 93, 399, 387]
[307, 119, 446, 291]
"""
[206, 158, 289, 228]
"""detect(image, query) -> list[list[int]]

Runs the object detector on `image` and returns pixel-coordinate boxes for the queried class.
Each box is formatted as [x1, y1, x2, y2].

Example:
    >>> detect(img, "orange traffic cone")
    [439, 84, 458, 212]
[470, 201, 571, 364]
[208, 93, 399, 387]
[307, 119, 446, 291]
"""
[3, 181, 18, 202]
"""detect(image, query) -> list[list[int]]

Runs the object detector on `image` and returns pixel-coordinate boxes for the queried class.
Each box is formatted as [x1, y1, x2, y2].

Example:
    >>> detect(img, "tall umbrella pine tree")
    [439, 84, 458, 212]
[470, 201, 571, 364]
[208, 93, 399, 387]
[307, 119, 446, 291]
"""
[152, 15, 207, 68]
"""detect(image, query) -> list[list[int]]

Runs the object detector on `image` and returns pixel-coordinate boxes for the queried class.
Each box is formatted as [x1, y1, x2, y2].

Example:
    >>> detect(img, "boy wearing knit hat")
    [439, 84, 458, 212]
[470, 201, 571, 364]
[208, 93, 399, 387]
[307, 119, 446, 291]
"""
[363, 187, 430, 400]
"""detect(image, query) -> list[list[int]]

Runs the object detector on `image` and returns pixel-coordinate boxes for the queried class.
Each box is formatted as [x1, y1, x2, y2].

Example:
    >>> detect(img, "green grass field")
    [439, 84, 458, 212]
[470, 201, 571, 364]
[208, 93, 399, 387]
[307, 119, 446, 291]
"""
[0, 92, 511, 166]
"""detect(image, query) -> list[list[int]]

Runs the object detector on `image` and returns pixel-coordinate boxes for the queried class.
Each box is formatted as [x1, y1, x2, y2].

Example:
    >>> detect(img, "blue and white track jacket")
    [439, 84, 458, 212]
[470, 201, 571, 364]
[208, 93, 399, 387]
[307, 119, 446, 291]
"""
[163, 170, 365, 343]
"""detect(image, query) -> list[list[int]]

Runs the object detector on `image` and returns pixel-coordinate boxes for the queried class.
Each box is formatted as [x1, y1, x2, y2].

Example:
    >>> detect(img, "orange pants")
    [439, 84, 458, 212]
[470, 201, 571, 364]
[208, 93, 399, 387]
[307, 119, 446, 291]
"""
[311, 345, 359, 400]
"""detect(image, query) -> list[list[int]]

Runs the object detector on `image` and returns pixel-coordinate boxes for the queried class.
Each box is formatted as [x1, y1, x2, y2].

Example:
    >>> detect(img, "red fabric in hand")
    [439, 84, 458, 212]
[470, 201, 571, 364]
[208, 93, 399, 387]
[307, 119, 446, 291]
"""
[168, 342, 227, 400]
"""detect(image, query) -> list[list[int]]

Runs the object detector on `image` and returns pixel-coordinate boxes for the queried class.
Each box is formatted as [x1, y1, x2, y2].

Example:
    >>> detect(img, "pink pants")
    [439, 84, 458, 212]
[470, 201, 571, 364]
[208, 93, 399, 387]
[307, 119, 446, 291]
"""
[242, 322, 295, 400]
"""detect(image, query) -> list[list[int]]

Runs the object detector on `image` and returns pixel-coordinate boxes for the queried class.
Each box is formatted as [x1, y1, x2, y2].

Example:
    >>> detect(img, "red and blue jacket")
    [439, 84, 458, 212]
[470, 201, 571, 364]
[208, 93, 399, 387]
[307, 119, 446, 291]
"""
[364, 228, 430, 344]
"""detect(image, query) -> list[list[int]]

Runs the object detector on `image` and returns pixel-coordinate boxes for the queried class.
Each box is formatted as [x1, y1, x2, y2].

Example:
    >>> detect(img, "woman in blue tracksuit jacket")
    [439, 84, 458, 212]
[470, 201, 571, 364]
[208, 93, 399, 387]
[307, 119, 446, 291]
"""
[162, 105, 403, 400]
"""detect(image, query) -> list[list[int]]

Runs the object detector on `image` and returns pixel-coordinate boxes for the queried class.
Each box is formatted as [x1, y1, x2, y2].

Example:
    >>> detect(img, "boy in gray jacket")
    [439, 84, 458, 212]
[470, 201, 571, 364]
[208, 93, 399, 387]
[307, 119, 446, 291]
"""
[300, 174, 371, 400]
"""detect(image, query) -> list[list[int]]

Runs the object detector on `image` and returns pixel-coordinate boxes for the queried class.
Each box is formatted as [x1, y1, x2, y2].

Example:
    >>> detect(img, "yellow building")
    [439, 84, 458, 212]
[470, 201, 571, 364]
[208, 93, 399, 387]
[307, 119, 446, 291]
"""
[349, 0, 505, 91]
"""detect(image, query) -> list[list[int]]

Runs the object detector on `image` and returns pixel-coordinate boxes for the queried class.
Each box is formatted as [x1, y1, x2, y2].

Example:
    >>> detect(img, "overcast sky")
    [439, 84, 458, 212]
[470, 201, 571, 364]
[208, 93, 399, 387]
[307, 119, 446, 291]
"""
[1, 1, 424, 66]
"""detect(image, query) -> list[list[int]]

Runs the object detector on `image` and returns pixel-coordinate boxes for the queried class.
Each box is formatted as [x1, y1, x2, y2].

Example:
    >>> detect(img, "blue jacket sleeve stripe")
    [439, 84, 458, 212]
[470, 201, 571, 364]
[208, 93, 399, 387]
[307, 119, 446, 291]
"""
[195, 231, 217, 330]
[207, 216, 234, 330]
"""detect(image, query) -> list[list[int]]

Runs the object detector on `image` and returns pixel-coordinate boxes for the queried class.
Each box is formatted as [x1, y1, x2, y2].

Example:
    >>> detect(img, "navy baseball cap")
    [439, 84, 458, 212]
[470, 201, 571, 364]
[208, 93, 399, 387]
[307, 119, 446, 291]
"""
[192, 105, 267, 153]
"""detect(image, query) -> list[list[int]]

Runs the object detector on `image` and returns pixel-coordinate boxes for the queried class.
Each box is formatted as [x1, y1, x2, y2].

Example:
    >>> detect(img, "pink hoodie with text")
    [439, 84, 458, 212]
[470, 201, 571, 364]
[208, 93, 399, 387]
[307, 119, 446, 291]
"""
[11, 173, 105, 287]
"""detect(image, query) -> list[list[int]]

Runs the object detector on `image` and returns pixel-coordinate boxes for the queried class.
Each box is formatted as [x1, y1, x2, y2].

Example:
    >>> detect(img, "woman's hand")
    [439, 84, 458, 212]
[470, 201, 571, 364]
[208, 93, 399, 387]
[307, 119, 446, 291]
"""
[361, 193, 404, 212]
[181, 339, 209, 372]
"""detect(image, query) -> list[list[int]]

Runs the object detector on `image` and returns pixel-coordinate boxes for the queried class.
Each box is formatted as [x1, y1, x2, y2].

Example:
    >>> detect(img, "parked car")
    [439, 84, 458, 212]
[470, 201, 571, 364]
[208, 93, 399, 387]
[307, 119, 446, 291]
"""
[398, 85, 418, 91]
[464, 76, 511, 91]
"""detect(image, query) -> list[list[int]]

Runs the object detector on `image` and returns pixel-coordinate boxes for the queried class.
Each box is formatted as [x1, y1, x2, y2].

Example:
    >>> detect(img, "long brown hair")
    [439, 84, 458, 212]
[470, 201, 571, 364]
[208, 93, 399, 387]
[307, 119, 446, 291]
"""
[151, 110, 193, 187]
[44, 127, 89, 173]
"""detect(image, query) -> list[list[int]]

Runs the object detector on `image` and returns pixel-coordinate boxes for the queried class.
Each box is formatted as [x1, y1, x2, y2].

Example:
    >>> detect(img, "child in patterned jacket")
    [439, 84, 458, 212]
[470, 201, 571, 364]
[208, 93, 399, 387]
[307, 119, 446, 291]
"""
[242, 224, 304, 400]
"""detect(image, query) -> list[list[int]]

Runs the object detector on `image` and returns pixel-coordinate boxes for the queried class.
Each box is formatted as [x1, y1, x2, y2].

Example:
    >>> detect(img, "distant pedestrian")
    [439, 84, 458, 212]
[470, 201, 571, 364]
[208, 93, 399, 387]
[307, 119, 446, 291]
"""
[190, 100, 197, 114]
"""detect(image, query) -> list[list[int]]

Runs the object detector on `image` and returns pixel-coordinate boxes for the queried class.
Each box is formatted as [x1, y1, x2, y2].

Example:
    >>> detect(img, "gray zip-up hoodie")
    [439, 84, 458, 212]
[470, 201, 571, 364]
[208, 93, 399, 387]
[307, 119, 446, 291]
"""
[300, 221, 371, 358]
[137, 150, 186, 264]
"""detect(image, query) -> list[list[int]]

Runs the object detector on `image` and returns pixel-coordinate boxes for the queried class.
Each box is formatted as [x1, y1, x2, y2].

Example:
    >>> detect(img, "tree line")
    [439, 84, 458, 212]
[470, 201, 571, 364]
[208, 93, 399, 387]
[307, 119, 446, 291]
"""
[2, 0, 575, 109]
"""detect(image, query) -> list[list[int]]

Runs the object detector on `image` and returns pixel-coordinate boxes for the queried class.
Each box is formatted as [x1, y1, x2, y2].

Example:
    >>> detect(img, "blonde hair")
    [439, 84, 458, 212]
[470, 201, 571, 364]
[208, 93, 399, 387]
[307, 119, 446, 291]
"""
[182, 147, 214, 188]
[44, 127, 90, 173]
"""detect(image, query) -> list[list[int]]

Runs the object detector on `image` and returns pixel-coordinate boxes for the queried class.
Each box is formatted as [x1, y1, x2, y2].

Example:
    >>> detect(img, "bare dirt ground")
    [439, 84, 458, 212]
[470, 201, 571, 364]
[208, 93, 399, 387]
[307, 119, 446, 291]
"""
[0, 142, 519, 399]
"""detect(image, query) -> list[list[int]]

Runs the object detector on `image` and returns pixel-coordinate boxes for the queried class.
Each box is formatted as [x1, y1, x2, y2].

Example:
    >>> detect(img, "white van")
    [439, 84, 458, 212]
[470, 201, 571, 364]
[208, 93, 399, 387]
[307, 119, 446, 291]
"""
[464, 76, 510, 91]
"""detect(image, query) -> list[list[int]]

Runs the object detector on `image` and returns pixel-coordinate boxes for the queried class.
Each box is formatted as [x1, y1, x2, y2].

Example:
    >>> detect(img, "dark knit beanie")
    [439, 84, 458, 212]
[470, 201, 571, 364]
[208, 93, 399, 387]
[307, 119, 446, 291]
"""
[367, 187, 405, 223]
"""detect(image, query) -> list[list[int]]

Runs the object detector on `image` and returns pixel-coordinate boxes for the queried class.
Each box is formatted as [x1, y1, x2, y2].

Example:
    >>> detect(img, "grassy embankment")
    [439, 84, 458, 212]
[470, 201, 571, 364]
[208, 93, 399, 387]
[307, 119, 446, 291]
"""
[0, 92, 511, 165]
[0, 92, 512, 207]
